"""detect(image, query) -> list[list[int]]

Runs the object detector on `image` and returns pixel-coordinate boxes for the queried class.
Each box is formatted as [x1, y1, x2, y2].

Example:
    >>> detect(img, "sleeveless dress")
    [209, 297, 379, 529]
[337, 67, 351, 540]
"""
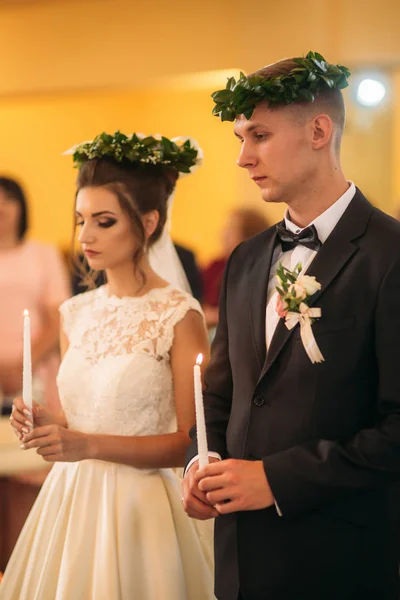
[0, 285, 215, 600]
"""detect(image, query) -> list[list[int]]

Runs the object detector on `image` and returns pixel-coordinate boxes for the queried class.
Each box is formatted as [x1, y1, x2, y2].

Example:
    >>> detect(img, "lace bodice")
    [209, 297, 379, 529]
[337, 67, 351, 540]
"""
[57, 285, 202, 436]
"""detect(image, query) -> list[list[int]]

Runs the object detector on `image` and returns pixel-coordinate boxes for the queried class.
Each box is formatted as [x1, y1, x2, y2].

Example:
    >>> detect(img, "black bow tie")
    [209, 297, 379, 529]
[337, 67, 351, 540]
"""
[276, 221, 322, 252]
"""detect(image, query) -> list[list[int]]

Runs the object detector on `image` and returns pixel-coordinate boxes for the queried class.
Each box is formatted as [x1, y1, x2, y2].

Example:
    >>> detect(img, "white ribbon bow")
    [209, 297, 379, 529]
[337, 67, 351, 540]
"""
[285, 302, 325, 364]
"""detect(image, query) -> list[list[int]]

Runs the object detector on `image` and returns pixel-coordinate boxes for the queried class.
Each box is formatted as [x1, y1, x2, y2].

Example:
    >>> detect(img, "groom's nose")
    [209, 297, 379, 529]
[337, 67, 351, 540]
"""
[237, 141, 257, 169]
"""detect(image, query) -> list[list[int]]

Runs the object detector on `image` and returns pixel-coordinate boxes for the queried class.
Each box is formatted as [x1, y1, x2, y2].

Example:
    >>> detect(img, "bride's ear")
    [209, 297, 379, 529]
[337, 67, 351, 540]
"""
[142, 210, 160, 240]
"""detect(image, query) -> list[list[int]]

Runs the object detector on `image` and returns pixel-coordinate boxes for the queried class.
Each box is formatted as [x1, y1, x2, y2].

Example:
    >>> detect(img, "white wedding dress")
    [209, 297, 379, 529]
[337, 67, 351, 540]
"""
[0, 285, 214, 600]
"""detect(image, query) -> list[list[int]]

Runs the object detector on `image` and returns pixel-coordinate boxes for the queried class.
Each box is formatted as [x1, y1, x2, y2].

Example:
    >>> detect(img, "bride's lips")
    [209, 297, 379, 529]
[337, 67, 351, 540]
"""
[84, 249, 101, 258]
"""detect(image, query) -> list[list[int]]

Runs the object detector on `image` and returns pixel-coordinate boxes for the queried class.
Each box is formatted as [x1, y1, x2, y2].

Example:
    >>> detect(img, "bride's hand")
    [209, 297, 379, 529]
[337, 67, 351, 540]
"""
[20, 424, 90, 463]
[32, 401, 67, 428]
[9, 396, 34, 440]
[10, 398, 67, 440]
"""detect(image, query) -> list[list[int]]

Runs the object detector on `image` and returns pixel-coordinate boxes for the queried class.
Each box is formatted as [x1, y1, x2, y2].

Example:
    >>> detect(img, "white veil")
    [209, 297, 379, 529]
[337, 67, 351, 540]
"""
[148, 190, 192, 293]
[147, 136, 203, 295]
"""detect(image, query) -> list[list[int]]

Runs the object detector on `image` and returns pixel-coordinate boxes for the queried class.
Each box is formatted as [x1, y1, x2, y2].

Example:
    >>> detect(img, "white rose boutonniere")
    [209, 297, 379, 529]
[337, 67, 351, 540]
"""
[276, 263, 325, 364]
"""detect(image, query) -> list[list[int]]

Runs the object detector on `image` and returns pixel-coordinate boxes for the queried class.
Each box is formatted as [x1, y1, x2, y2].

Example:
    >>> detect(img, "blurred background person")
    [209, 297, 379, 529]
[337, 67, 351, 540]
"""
[202, 207, 270, 329]
[0, 176, 71, 574]
[0, 176, 70, 413]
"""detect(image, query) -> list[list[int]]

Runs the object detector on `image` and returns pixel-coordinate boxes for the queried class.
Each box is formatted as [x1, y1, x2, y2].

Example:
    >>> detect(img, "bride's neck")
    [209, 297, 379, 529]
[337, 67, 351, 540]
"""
[105, 257, 163, 298]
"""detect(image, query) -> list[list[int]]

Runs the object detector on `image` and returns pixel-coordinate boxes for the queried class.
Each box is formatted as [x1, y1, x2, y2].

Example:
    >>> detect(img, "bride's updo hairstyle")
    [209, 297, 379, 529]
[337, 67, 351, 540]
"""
[65, 132, 203, 289]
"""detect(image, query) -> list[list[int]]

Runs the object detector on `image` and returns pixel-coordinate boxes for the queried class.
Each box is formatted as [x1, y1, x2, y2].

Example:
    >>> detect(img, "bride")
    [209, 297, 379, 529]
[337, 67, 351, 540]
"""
[3, 132, 215, 599]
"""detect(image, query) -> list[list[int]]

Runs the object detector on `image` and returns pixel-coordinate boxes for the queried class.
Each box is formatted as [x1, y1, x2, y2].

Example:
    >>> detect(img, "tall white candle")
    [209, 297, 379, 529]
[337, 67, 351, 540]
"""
[23, 309, 33, 412]
[194, 353, 209, 469]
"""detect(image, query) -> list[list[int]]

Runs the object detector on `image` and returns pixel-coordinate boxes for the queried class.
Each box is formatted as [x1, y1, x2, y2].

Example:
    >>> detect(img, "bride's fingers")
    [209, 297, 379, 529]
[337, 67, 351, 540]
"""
[36, 444, 61, 457]
[10, 420, 23, 441]
[10, 409, 32, 432]
[10, 412, 26, 431]
[13, 397, 32, 418]
[21, 433, 57, 450]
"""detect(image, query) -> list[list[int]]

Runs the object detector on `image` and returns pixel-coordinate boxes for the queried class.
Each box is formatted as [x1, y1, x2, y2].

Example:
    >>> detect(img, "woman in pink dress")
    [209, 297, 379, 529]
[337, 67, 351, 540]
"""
[0, 177, 70, 415]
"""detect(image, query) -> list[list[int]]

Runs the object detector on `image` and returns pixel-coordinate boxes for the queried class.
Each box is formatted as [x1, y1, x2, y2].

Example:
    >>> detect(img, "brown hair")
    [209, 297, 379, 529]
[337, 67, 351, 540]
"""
[0, 176, 29, 239]
[73, 158, 178, 289]
[250, 58, 346, 142]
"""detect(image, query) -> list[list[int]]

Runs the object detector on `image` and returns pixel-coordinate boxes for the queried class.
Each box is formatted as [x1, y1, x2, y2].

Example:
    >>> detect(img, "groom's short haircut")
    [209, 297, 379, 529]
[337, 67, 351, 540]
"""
[249, 58, 346, 149]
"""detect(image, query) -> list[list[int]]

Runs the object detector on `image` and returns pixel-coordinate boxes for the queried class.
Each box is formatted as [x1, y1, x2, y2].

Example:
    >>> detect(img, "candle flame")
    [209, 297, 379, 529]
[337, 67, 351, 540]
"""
[23, 309, 29, 317]
[196, 353, 203, 366]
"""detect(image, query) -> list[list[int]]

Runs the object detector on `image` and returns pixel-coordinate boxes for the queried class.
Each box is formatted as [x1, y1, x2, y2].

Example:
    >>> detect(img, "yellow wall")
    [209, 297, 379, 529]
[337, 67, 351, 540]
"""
[341, 87, 394, 212]
[1, 0, 400, 96]
[392, 72, 400, 215]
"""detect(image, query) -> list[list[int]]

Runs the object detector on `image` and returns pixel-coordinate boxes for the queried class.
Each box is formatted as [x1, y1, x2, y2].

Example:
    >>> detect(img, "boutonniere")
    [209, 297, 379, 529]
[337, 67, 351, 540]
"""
[275, 263, 325, 364]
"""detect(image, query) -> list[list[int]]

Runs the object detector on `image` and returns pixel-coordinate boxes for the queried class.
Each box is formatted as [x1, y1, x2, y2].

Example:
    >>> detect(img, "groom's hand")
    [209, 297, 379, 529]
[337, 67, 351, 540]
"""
[182, 459, 220, 520]
[195, 459, 274, 514]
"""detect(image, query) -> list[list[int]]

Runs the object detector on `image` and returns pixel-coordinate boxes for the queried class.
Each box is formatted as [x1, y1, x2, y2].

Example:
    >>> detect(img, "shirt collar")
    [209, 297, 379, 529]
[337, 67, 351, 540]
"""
[284, 182, 356, 244]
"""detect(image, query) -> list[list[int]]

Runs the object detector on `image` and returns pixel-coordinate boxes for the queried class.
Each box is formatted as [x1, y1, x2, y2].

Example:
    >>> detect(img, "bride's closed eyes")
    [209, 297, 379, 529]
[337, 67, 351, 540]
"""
[75, 218, 117, 228]
[98, 218, 117, 228]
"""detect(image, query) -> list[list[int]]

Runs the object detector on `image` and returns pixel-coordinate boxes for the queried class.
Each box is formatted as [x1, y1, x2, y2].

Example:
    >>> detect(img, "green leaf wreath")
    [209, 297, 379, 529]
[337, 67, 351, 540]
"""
[64, 131, 203, 174]
[211, 51, 351, 121]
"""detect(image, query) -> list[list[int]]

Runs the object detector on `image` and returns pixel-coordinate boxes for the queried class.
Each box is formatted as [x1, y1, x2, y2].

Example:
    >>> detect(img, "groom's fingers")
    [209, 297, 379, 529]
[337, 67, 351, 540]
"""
[198, 474, 226, 492]
[195, 458, 239, 483]
[186, 483, 212, 508]
[215, 499, 240, 515]
[195, 460, 227, 481]
[206, 487, 235, 506]
[182, 494, 220, 520]
[183, 465, 220, 519]
[184, 464, 214, 506]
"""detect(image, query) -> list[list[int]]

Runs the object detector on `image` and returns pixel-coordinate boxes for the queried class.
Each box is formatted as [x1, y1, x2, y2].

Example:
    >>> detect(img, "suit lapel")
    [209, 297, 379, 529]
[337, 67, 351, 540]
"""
[249, 227, 278, 371]
[257, 189, 373, 382]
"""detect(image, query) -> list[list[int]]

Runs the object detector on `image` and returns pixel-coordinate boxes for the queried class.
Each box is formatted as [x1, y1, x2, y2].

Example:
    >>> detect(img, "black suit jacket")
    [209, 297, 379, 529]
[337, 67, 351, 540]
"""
[187, 189, 400, 600]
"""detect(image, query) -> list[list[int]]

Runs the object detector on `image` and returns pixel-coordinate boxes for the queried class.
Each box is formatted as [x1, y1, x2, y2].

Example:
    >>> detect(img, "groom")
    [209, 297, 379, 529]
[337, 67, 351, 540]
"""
[182, 52, 400, 600]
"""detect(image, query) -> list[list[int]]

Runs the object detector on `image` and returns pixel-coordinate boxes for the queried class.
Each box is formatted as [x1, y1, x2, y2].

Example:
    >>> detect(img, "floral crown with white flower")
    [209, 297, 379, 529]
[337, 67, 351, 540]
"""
[211, 51, 351, 122]
[64, 131, 203, 175]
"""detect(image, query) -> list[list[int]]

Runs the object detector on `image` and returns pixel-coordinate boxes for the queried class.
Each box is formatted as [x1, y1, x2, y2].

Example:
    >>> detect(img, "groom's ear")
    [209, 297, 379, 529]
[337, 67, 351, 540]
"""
[142, 210, 160, 239]
[310, 114, 334, 151]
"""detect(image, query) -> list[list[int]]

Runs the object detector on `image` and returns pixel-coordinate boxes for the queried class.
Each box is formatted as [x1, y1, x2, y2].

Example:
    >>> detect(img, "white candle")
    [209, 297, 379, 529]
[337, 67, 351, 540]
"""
[194, 353, 209, 469]
[23, 309, 33, 412]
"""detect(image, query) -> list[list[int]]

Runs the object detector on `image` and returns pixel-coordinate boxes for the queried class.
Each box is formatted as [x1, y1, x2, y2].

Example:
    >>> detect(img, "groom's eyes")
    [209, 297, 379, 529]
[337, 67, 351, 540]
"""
[254, 132, 269, 141]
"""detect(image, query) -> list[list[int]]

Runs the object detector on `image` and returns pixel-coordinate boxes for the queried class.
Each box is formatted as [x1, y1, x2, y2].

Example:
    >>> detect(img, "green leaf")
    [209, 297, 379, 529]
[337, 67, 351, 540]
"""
[298, 88, 315, 102]
[210, 51, 351, 121]
[313, 51, 326, 62]
[286, 272, 297, 284]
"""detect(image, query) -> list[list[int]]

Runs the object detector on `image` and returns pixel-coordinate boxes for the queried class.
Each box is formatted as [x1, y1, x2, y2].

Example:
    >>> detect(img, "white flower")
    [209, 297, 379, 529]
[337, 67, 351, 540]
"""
[296, 275, 321, 296]
[62, 140, 93, 155]
[288, 282, 307, 301]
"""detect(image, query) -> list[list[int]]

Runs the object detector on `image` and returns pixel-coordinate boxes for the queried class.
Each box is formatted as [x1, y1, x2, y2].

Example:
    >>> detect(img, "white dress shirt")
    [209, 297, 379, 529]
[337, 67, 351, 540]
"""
[266, 182, 356, 348]
[186, 182, 357, 514]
